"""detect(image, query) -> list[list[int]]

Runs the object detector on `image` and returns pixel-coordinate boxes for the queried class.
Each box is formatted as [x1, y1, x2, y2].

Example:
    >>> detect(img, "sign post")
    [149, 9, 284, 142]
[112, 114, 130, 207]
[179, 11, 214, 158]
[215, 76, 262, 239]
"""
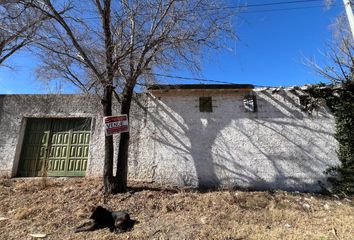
[103, 115, 129, 136]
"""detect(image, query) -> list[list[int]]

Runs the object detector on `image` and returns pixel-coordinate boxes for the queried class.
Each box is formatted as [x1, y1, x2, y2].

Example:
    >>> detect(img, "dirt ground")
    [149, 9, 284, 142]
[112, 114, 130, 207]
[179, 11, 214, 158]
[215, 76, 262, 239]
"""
[0, 177, 353, 240]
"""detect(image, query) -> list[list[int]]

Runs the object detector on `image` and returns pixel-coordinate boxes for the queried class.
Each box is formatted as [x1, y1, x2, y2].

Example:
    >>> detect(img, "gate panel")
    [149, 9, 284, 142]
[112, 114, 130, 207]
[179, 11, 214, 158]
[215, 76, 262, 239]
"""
[17, 119, 51, 177]
[18, 118, 91, 177]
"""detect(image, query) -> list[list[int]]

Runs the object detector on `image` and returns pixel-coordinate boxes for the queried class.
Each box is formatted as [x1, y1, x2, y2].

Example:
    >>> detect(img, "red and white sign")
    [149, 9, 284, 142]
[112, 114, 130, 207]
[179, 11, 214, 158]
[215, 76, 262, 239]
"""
[103, 115, 129, 136]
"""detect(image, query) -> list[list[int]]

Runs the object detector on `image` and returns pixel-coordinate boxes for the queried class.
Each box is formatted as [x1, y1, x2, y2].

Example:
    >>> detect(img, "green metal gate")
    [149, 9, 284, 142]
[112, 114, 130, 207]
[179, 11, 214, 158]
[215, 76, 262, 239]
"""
[18, 118, 91, 177]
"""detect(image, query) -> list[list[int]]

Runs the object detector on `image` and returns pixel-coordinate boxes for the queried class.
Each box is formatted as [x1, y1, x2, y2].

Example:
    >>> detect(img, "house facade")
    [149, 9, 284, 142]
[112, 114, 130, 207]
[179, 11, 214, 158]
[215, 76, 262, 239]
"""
[0, 84, 339, 191]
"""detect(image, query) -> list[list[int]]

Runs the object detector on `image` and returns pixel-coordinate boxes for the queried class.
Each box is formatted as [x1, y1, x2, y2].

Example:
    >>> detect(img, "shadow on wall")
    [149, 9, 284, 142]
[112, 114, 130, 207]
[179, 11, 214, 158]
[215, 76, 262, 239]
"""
[152, 99, 224, 189]
[144, 90, 338, 192]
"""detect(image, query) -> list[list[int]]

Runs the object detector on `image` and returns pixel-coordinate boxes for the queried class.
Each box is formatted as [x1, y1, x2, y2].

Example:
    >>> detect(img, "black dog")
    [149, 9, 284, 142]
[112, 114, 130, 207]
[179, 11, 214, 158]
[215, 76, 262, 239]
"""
[75, 206, 136, 233]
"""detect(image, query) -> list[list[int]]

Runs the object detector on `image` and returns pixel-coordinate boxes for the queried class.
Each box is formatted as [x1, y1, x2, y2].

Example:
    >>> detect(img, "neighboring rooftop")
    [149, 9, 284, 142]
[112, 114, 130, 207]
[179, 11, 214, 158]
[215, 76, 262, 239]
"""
[148, 84, 254, 91]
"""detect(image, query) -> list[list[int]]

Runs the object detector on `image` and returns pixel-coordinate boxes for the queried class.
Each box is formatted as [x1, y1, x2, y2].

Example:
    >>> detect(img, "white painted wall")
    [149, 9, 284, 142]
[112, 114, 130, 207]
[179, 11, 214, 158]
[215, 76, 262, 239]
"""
[0, 89, 339, 192]
[128, 89, 338, 191]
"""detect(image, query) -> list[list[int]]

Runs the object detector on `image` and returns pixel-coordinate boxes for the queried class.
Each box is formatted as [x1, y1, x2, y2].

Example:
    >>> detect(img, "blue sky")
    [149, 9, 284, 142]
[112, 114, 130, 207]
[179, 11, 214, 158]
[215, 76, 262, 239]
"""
[0, 0, 344, 94]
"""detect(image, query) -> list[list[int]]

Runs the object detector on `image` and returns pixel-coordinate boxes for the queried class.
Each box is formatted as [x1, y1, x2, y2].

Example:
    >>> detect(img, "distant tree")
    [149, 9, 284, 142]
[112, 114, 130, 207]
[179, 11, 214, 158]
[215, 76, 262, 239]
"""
[16, 0, 235, 193]
[311, 14, 354, 84]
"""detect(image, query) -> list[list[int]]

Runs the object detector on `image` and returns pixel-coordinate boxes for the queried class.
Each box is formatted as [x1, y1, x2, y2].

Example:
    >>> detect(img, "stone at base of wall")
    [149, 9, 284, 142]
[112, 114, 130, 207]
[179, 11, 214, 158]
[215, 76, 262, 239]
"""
[0, 170, 11, 179]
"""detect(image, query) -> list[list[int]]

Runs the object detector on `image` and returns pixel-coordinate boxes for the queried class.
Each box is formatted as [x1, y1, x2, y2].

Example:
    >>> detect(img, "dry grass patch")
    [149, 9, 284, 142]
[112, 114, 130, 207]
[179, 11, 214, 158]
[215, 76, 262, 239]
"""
[13, 207, 39, 220]
[0, 178, 353, 240]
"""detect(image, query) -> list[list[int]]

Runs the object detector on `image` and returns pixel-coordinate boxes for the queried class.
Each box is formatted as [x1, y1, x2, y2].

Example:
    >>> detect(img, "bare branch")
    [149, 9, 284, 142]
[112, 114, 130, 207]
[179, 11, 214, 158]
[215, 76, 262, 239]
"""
[307, 12, 354, 85]
[0, 2, 46, 65]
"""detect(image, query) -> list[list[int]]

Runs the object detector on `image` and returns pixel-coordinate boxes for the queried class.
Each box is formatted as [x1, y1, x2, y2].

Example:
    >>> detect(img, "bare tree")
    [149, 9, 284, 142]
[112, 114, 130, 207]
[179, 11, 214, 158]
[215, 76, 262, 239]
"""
[112, 0, 234, 192]
[0, 1, 46, 66]
[22, 0, 235, 193]
[310, 14, 354, 85]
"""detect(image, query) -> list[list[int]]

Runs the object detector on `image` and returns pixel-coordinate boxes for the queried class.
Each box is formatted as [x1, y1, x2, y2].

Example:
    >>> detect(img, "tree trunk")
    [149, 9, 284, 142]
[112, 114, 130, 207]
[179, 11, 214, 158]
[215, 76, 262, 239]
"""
[101, 0, 116, 193]
[102, 85, 115, 193]
[115, 83, 134, 192]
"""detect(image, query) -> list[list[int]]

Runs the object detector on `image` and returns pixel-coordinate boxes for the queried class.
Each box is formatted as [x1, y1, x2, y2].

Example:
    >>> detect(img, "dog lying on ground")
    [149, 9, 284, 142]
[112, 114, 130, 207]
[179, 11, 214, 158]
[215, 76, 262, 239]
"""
[74, 206, 137, 233]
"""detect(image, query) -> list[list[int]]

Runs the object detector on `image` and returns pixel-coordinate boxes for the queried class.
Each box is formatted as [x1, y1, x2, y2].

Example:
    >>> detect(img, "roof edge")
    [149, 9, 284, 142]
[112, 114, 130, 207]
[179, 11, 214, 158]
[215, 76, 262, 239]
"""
[148, 84, 254, 91]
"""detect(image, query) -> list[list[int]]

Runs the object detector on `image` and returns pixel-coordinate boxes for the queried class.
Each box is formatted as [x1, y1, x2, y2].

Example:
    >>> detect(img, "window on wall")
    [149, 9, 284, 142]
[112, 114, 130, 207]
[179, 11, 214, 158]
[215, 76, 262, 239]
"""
[199, 97, 212, 112]
[243, 92, 257, 112]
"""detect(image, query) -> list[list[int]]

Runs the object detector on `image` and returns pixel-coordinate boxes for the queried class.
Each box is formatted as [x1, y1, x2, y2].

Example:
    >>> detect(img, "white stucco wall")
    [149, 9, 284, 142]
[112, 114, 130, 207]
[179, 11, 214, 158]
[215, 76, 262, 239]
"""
[129, 89, 339, 191]
[0, 94, 102, 177]
[0, 89, 339, 191]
